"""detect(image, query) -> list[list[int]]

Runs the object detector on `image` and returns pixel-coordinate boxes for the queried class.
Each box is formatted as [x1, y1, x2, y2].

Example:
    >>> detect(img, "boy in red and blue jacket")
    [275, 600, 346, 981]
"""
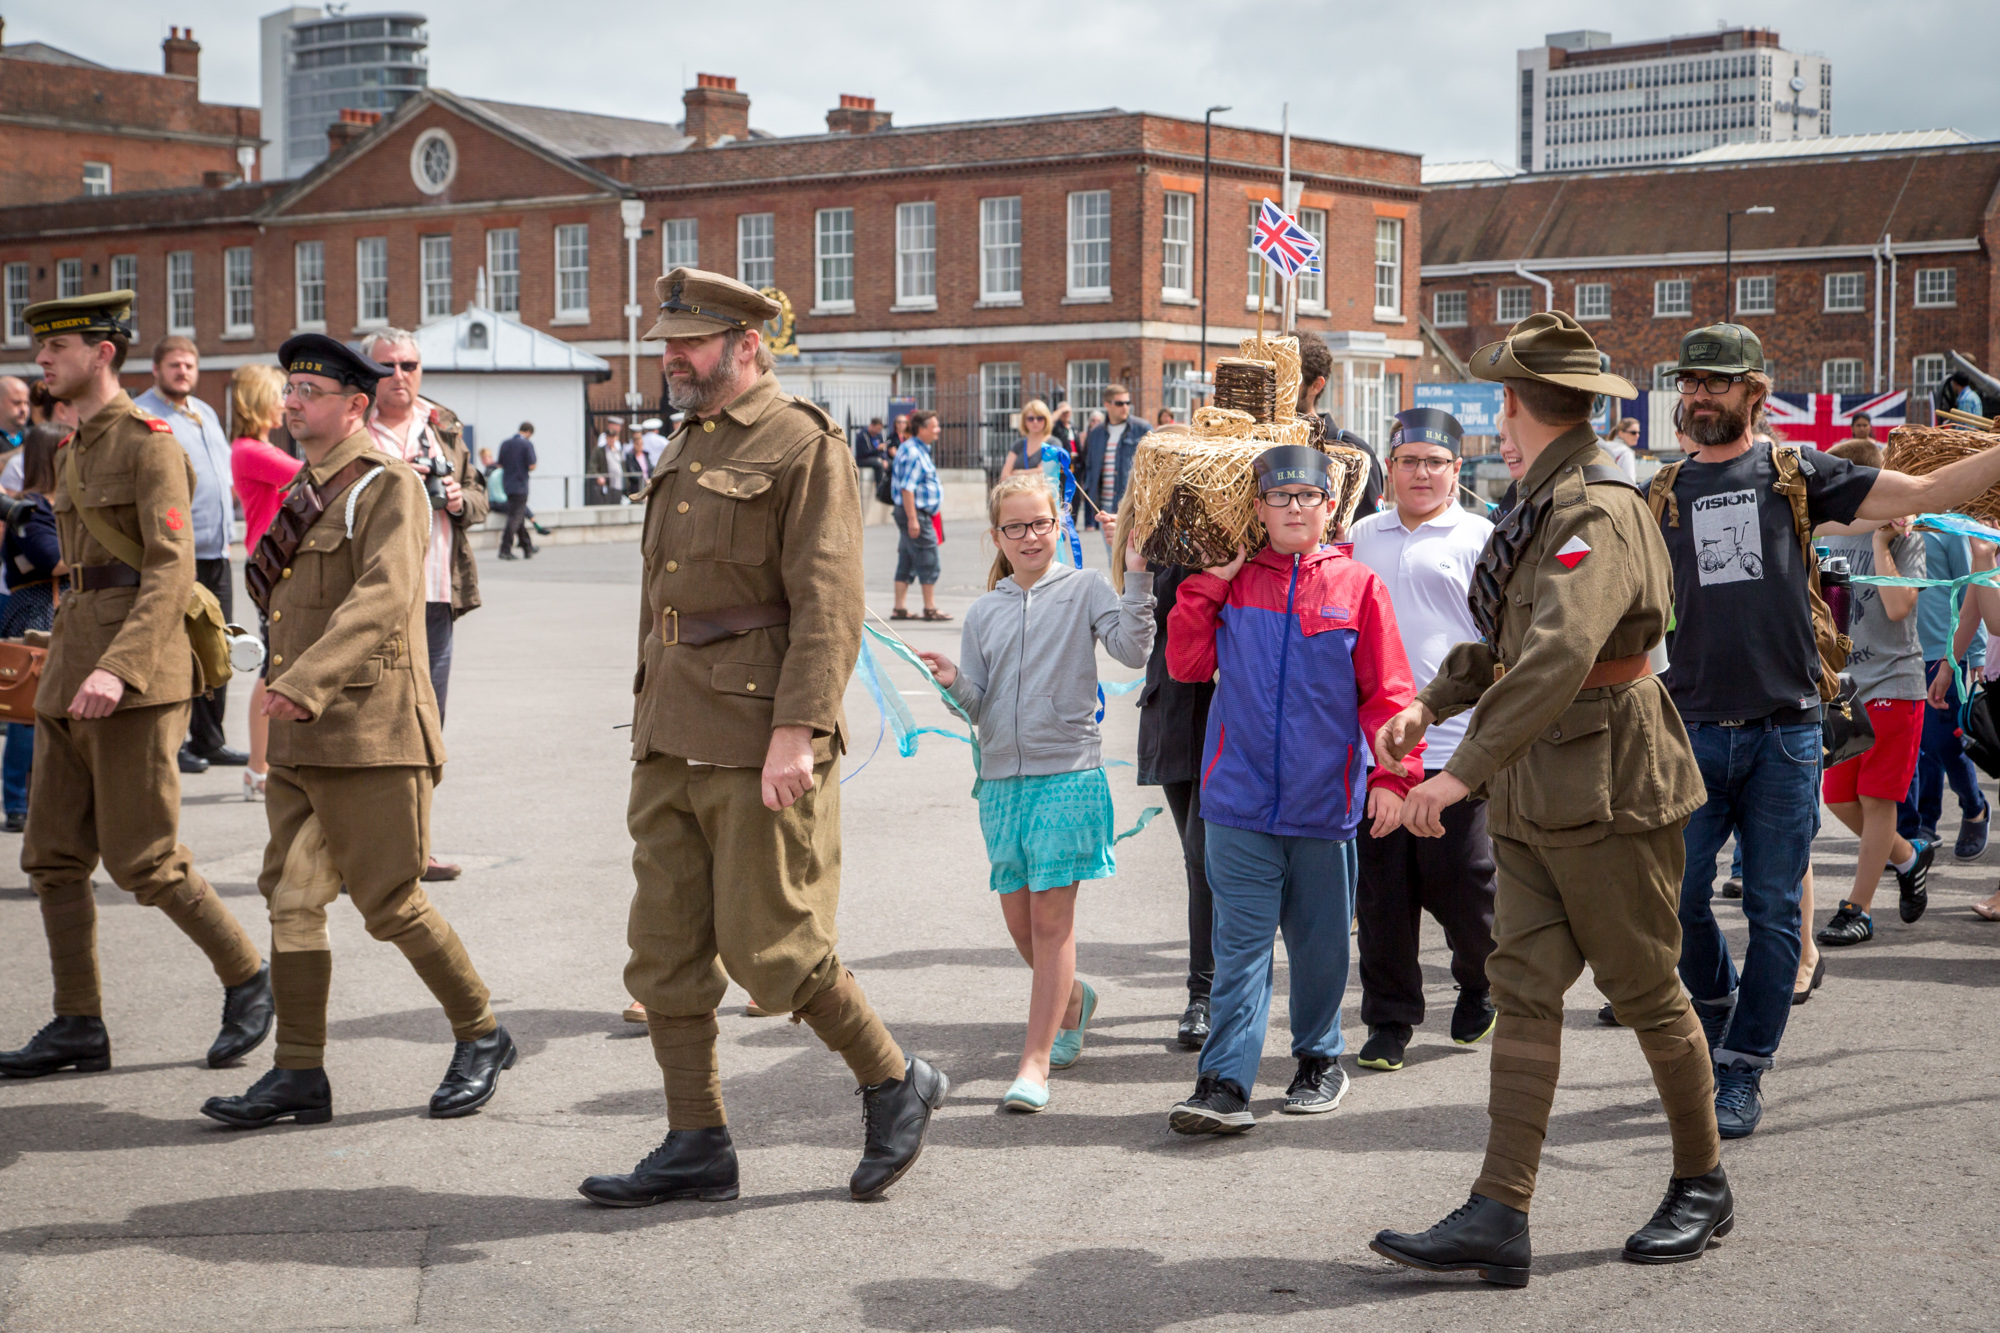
[1164, 445, 1422, 1132]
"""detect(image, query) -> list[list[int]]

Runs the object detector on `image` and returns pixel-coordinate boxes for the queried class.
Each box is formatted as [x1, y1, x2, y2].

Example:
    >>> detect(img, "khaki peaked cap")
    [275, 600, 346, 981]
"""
[643, 267, 780, 341]
[22, 289, 137, 340]
[1472, 311, 1637, 401]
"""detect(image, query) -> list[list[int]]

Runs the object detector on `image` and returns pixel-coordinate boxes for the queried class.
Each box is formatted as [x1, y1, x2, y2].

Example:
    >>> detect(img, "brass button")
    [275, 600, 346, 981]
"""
[272, 611, 282, 622]
[281, 568, 292, 578]
[1552, 729, 1562, 739]
[746, 681, 757, 691]
[666, 560, 678, 572]
[272, 654, 282, 666]
[690, 461, 703, 472]
[677, 501, 689, 513]
[702, 421, 715, 434]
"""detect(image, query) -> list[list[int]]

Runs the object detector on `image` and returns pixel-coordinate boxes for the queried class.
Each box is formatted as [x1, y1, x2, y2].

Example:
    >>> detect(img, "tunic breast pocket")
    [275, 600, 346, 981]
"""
[1510, 698, 1615, 830]
[291, 526, 350, 608]
[692, 468, 773, 565]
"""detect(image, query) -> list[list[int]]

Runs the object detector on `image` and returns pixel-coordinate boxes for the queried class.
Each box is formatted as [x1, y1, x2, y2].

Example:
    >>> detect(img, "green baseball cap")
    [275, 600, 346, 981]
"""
[1675, 323, 1764, 376]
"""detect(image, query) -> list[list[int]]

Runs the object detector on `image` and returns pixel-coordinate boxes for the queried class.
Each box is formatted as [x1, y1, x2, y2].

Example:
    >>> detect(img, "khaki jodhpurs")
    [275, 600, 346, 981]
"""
[24, 702, 261, 1017]
[1475, 823, 1721, 1212]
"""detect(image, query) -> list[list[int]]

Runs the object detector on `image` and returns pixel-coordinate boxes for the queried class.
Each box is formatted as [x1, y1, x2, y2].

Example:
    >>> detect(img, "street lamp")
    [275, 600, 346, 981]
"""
[1199, 105, 1231, 400]
[1723, 205, 1775, 319]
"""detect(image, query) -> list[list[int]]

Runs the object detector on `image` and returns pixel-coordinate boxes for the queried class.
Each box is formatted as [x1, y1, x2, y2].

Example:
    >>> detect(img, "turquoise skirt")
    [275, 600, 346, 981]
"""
[977, 768, 1118, 893]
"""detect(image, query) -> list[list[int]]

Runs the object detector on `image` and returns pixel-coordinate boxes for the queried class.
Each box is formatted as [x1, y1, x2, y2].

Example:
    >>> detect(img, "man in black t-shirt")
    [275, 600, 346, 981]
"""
[1649, 322, 2000, 1143]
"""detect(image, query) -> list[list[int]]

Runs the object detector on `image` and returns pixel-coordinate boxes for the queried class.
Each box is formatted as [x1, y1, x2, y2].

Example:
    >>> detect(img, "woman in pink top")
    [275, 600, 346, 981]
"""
[229, 364, 301, 801]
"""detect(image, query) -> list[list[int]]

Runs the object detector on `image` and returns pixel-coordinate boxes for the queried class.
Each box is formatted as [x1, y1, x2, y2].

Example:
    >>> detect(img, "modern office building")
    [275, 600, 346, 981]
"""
[261, 7, 428, 178]
[1516, 28, 1831, 173]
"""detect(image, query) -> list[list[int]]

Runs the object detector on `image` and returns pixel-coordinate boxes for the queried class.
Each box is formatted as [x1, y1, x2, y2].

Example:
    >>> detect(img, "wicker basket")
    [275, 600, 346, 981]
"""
[1884, 425, 2000, 527]
[1214, 358, 1277, 423]
[1130, 431, 1372, 568]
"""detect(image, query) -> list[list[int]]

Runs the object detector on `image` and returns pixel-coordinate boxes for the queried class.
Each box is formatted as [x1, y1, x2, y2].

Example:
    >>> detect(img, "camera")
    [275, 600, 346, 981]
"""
[418, 452, 453, 510]
[0, 493, 39, 526]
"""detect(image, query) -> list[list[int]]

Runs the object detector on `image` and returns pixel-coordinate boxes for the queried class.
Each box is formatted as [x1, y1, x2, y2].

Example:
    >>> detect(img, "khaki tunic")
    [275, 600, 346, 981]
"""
[40, 391, 200, 713]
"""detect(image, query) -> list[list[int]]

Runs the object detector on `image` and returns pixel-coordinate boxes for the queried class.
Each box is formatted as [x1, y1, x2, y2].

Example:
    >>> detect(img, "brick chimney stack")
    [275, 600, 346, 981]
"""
[826, 94, 892, 135]
[163, 26, 200, 80]
[683, 74, 750, 148]
[326, 107, 382, 156]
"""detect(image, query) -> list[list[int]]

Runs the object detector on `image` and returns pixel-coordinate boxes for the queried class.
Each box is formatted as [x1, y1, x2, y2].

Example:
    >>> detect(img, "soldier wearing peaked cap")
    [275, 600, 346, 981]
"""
[0, 291, 274, 1081]
[200, 333, 513, 1130]
[579, 267, 948, 1209]
[1367, 311, 1732, 1282]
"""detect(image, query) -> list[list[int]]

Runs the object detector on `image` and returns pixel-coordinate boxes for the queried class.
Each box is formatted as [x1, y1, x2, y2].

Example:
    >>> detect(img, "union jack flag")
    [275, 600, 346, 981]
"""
[1252, 199, 1319, 281]
[1765, 390, 1908, 449]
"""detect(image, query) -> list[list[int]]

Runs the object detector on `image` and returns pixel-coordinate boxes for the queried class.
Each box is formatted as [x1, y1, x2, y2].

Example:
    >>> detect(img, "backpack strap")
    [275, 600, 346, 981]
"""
[1646, 459, 1686, 528]
[1770, 445, 1819, 573]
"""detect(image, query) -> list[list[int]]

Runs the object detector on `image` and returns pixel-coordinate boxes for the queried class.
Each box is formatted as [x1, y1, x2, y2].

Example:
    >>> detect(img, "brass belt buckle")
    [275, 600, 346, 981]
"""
[661, 607, 679, 646]
[1493, 662, 1508, 682]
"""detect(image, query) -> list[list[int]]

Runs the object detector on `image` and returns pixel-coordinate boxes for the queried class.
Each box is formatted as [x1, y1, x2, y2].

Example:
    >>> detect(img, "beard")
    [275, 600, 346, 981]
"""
[665, 344, 739, 412]
[1679, 397, 1752, 447]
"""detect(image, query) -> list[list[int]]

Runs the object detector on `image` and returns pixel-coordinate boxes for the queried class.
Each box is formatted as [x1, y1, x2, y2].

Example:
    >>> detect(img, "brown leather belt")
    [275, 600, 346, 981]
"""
[1494, 652, 1654, 690]
[661, 602, 790, 647]
[70, 564, 141, 593]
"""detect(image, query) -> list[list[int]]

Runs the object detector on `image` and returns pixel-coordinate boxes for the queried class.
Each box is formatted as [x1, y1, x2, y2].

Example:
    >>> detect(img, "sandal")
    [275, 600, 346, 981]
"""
[1972, 902, 2000, 921]
[890, 608, 913, 620]
[243, 768, 267, 803]
[922, 609, 954, 621]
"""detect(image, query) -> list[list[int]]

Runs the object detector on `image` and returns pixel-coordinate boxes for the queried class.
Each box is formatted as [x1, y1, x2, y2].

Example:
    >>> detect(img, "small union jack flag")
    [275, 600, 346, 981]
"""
[1253, 199, 1319, 281]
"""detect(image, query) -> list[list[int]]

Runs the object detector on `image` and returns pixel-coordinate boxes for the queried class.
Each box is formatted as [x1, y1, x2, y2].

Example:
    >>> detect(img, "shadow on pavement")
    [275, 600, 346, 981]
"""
[0, 1102, 424, 1171]
[326, 1006, 629, 1058]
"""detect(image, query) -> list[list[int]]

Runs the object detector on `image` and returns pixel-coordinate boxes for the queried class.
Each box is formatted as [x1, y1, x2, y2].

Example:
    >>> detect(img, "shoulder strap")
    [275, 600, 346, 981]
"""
[1647, 459, 1685, 528]
[63, 444, 147, 570]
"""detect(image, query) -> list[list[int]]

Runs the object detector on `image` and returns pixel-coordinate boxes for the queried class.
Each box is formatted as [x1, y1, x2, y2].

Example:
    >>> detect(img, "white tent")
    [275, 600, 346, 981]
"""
[412, 305, 612, 512]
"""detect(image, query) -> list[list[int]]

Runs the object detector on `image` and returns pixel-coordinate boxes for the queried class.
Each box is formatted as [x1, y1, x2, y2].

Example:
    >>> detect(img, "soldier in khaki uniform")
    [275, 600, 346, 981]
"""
[1368, 314, 1730, 1285]
[201, 335, 512, 1129]
[579, 269, 947, 1208]
[0, 291, 271, 1080]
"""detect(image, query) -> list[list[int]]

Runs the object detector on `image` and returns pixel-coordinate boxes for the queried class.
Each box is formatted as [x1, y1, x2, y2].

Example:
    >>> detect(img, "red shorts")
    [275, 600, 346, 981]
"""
[1822, 698, 1924, 803]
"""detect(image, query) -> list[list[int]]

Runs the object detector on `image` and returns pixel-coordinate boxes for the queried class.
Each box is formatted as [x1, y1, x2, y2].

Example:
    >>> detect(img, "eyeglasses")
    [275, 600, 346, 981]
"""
[1391, 456, 1457, 475]
[1675, 372, 1746, 395]
[1109, 399, 1132, 408]
[1259, 489, 1329, 509]
[1022, 414, 1047, 423]
[283, 381, 349, 404]
[998, 517, 1058, 539]
[1619, 427, 1641, 437]
[378, 360, 420, 374]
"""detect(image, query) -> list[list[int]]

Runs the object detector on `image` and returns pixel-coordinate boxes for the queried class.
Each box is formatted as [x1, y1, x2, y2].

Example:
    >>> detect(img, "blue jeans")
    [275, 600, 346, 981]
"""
[1896, 660, 1987, 840]
[1678, 719, 1819, 1068]
[1199, 821, 1355, 1095]
[2, 721, 31, 815]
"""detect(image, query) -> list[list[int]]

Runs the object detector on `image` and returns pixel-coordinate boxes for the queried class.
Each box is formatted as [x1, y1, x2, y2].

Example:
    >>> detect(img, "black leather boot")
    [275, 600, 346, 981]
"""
[0, 1016, 110, 1078]
[849, 1056, 949, 1200]
[1623, 1166, 1733, 1264]
[578, 1128, 739, 1206]
[428, 1026, 516, 1118]
[200, 1067, 333, 1128]
[207, 963, 274, 1068]
[1371, 1194, 1533, 1287]
[1176, 997, 1210, 1050]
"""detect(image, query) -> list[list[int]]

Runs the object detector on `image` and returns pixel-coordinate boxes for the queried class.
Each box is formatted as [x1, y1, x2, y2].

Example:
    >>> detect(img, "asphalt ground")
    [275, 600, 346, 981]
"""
[2, 522, 1996, 1331]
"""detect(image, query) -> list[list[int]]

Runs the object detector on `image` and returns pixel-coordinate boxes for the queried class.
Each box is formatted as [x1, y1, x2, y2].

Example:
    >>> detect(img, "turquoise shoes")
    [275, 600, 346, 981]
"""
[1049, 981, 1097, 1070]
[1001, 1077, 1049, 1112]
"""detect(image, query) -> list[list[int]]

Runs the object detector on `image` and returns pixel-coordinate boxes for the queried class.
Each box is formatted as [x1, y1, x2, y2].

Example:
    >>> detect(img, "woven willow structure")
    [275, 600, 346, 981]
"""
[1885, 425, 2000, 527]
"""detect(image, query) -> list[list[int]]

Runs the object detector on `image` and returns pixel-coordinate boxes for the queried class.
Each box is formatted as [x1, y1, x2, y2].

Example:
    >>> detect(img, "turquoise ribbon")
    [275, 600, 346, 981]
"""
[1841, 514, 2000, 707]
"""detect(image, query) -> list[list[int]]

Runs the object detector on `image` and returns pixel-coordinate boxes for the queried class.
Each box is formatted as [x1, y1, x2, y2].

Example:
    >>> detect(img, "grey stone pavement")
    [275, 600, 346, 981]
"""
[2, 521, 1997, 1332]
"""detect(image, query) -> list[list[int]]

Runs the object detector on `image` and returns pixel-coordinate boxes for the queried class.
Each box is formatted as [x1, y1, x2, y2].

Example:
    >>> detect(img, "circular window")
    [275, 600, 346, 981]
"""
[410, 128, 457, 195]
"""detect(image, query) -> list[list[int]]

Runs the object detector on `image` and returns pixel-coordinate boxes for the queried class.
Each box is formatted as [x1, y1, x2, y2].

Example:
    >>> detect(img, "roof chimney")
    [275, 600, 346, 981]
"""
[326, 107, 382, 156]
[163, 26, 200, 80]
[826, 94, 892, 135]
[683, 74, 749, 148]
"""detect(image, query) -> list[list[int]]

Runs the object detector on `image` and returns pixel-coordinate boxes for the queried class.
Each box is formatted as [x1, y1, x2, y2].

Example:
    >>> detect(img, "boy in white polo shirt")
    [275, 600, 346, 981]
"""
[1348, 409, 1500, 1071]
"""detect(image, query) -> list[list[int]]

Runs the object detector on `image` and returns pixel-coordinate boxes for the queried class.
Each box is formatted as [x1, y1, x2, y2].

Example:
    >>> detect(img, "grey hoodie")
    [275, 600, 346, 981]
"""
[946, 562, 1156, 778]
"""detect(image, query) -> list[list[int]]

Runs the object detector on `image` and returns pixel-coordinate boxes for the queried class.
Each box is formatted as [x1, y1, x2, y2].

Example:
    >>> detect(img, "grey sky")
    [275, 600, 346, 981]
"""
[25, 1, 2000, 165]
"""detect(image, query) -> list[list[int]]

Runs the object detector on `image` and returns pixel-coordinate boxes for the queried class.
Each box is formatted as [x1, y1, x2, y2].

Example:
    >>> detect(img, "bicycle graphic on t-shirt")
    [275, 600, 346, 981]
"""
[1697, 520, 1764, 581]
[1689, 488, 1767, 586]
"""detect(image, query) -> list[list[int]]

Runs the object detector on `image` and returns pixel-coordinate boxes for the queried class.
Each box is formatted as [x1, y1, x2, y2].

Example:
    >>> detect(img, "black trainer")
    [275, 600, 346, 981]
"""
[0, 1015, 110, 1078]
[1896, 840, 1934, 923]
[207, 963, 274, 1068]
[1371, 1194, 1532, 1288]
[1597, 1002, 1621, 1026]
[1176, 996, 1210, 1050]
[1168, 1073, 1254, 1134]
[850, 1056, 948, 1200]
[1280, 1056, 1348, 1114]
[428, 1026, 517, 1118]
[1357, 1023, 1411, 1071]
[1451, 989, 1497, 1045]
[200, 1066, 333, 1128]
[579, 1127, 739, 1206]
[1720, 876, 1743, 899]
[1816, 899, 1874, 947]
[1622, 1166, 1733, 1264]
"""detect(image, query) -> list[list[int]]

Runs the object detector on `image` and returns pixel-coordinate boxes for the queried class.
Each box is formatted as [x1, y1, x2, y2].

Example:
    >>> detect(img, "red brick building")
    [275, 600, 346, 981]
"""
[1420, 137, 2000, 402]
[0, 71, 1424, 469]
[0, 24, 261, 206]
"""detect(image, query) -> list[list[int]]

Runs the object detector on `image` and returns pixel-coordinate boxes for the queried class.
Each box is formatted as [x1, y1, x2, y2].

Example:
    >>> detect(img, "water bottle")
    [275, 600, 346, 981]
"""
[1820, 555, 1852, 637]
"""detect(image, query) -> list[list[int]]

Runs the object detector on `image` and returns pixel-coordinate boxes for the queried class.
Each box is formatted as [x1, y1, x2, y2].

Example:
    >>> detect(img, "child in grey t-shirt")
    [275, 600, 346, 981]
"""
[1819, 522, 1926, 704]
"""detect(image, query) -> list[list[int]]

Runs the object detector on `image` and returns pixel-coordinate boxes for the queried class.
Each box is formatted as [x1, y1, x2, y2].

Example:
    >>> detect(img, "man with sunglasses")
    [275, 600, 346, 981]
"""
[1081, 384, 1149, 544]
[1642, 322, 2000, 1141]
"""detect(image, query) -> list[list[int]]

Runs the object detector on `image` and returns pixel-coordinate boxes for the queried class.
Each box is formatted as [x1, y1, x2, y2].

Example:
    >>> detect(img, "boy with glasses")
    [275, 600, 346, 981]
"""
[1348, 410, 1499, 1072]
[1163, 446, 1421, 1132]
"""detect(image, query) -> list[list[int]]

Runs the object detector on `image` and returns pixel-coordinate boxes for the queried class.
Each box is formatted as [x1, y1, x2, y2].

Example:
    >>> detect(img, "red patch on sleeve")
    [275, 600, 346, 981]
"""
[165, 508, 185, 531]
[144, 417, 173, 433]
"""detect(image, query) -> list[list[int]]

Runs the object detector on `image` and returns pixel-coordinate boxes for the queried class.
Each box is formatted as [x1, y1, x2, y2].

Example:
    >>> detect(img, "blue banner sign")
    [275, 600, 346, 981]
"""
[1413, 383, 1506, 433]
